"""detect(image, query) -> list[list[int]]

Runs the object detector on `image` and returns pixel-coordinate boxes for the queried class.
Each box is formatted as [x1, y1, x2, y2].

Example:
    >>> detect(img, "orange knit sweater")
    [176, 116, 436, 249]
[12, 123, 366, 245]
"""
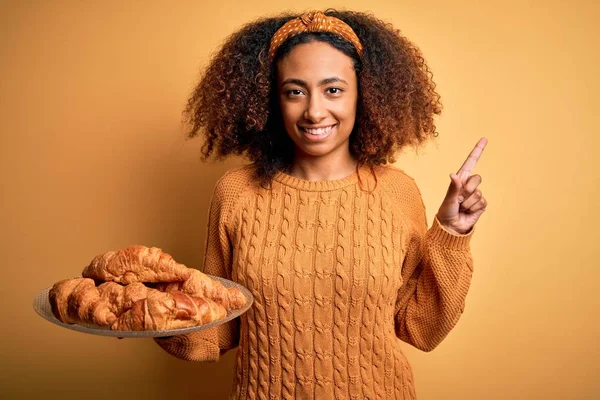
[155, 165, 474, 400]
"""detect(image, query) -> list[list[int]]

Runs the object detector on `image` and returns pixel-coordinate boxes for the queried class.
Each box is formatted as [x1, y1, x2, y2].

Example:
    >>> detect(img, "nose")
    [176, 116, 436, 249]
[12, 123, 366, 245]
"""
[303, 94, 325, 122]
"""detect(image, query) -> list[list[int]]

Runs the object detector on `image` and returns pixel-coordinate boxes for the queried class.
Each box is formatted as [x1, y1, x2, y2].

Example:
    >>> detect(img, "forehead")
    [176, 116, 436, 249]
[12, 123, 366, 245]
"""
[277, 41, 356, 82]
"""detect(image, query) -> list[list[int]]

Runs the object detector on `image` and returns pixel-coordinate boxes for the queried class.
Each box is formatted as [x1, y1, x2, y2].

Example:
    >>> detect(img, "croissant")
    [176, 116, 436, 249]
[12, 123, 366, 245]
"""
[155, 269, 247, 310]
[48, 246, 245, 332]
[49, 278, 117, 326]
[97, 281, 149, 315]
[112, 289, 227, 331]
[82, 245, 192, 284]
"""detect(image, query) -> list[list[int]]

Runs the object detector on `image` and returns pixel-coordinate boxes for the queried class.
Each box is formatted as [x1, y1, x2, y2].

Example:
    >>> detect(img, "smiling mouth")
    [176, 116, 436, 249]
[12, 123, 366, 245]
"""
[301, 124, 336, 135]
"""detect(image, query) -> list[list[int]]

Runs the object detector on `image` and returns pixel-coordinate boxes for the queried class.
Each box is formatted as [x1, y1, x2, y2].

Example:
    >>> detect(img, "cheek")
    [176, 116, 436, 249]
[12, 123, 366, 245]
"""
[280, 102, 300, 125]
[279, 103, 303, 139]
[335, 98, 358, 125]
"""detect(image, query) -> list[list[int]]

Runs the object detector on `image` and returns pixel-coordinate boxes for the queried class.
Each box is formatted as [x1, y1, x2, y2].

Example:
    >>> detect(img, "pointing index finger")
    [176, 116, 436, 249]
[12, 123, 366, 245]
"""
[457, 137, 487, 179]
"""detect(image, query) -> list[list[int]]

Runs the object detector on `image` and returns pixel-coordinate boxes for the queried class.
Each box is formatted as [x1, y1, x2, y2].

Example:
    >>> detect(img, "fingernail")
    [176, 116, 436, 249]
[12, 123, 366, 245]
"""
[458, 196, 464, 203]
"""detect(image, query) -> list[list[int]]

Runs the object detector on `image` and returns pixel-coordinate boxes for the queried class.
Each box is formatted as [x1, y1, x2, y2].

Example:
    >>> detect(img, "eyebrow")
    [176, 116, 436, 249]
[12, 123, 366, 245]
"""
[281, 77, 349, 87]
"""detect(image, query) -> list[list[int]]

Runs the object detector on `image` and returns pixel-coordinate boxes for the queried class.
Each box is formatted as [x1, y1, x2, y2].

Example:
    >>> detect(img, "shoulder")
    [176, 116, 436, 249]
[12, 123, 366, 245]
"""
[374, 165, 428, 226]
[210, 164, 258, 214]
[214, 164, 257, 195]
[374, 165, 423, 201]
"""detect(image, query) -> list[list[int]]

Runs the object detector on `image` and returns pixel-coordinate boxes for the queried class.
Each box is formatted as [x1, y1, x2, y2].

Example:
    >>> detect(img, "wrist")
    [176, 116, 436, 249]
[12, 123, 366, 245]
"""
[444, 225, 469, 235]
[435, 215, 471, 235]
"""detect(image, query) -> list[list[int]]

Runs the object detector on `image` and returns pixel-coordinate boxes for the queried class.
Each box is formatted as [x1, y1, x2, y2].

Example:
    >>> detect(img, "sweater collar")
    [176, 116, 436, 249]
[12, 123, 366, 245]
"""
[273, 166, 374, 192]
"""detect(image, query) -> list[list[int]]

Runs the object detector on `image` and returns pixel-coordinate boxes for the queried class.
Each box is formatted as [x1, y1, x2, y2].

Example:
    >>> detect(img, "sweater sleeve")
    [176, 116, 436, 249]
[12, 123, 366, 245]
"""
[394, 178, 474, 352]
[154, 170, 245, 362]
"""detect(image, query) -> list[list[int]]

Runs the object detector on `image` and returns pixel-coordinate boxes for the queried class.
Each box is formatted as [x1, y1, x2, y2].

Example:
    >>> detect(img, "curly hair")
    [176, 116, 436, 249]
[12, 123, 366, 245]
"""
[183, 9, 442, 184]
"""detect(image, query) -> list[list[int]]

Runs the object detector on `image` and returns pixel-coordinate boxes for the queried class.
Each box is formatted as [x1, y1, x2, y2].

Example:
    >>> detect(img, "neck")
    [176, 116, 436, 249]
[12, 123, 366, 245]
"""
[290, 152, 358, 181]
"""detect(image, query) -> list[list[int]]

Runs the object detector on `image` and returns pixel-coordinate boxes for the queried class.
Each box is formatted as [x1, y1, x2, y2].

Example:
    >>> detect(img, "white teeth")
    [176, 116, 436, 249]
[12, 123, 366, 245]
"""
[303, 125, 334, 135]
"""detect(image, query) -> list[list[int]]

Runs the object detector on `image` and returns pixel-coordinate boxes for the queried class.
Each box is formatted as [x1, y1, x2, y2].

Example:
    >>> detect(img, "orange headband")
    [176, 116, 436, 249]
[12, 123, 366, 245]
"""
[268, 11, 364, 61]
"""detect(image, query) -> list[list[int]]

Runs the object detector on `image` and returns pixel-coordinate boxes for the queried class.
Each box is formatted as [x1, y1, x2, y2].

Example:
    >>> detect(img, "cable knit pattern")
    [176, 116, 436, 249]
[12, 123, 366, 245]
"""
[155, 164, 474, 400]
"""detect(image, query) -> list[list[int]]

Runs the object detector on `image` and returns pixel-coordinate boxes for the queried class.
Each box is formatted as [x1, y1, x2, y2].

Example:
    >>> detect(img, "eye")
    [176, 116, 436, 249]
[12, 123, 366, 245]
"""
[326, 87, 343, 95]
[286, 89, 304, 97]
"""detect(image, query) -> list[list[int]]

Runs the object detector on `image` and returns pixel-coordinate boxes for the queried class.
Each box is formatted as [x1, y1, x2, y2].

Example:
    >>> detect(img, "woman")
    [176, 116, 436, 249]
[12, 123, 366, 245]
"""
[155, 9, 487, 400]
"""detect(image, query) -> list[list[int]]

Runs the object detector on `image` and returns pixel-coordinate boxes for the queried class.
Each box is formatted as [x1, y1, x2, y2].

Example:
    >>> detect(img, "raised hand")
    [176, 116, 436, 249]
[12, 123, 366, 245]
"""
[436, 138, 488, 235]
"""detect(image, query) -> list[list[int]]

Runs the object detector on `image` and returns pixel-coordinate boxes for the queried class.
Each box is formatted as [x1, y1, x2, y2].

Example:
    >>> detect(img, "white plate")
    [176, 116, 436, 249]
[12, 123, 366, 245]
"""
[33, 275, 253, 338]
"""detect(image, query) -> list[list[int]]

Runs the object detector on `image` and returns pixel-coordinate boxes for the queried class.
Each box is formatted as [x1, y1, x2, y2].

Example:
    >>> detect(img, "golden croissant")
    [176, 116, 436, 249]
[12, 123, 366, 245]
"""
[156, 269, 247, 310]
[49, 279, 228, 330]
[49, 278, 118, 326]
[96, 281, 149, 316]
[112, 290, 227, 331]
[48, 245, 247, 331]
[82, 245, 192, 284]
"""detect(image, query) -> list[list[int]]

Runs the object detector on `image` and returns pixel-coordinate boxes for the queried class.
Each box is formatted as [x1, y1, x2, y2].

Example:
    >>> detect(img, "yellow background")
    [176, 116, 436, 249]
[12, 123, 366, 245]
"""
[1, 0, 598, 399]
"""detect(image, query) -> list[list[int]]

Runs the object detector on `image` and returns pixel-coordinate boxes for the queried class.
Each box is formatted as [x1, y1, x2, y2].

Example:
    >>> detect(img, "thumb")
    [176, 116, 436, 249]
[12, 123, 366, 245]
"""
[445, 173, 463, 204]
